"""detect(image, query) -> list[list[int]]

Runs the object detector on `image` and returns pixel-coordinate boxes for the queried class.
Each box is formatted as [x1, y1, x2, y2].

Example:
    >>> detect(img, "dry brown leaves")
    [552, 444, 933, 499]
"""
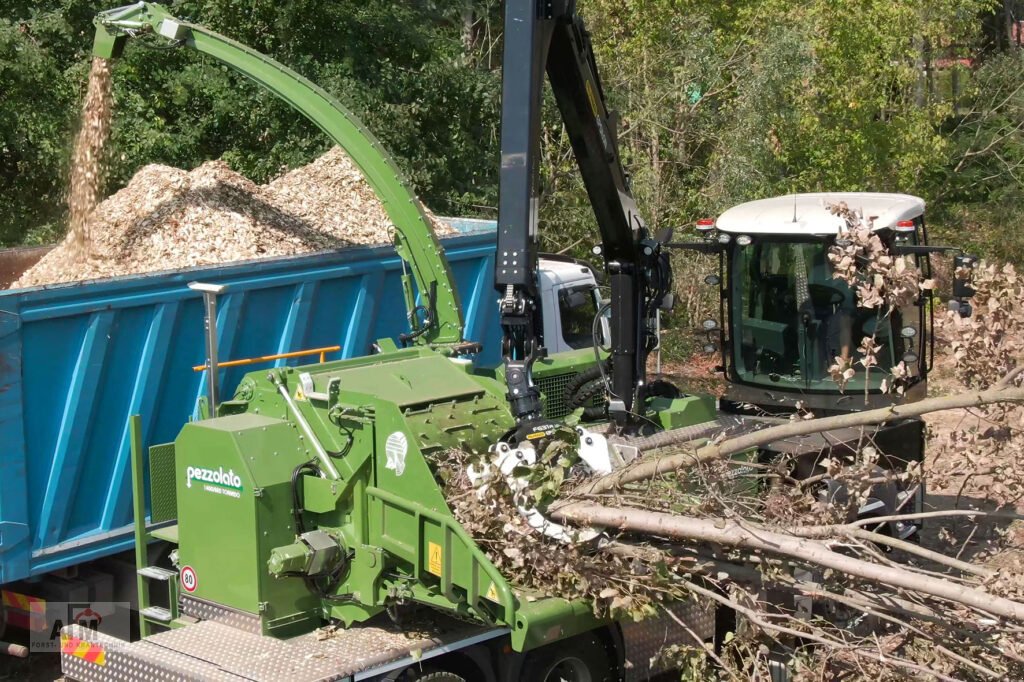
[12, 147, 454, 288]
[825, 202, 929, 394]
[438, 448, 676, 620]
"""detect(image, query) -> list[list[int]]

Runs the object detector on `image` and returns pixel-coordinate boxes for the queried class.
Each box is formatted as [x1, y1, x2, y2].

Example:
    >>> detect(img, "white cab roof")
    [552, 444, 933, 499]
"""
[715, 193, 925, 236]
[538, 257, 597, 287]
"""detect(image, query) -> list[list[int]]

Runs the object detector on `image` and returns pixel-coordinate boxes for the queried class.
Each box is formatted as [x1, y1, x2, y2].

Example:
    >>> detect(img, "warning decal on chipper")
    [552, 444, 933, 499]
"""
[427, 542, 443, 576]
[180, 566, 198, 593]
[61, 634, 106, 666]
[385, 431, 408, 476]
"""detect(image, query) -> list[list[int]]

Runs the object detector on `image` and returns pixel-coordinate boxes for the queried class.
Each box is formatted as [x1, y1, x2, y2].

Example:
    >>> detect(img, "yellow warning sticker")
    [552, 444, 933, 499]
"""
[428, 542, 443, 576]
[294, 387, 305, 401]
[526, 431, 547, 441]
[585, 80, 601, 117]
[485, 582, 499, 602]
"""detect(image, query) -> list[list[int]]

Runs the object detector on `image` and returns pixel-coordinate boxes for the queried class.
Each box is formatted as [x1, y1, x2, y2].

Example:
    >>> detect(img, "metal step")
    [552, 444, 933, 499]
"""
[138, 566, 177, 581]
[140, 606, 173, 623]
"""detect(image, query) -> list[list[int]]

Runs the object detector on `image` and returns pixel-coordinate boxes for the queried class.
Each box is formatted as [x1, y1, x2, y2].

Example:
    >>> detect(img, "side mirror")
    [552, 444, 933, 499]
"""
[599, 312, 611, 348]
[561, 290, 589, 309]
[948, 299, 973, 319]
[952, 254, 978, 299]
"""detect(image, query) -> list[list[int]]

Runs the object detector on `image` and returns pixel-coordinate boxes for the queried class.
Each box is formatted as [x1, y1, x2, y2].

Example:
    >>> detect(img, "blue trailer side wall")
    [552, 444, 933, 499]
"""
[0, 229, 498, 584]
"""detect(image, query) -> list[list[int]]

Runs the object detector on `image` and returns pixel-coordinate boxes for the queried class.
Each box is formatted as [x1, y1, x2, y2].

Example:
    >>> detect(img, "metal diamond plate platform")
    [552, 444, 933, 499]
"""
[61, 623, 246, 682]
[180, 595, 261, 634]
[144, 620, 348, 680]
[62, 613, 502, 682]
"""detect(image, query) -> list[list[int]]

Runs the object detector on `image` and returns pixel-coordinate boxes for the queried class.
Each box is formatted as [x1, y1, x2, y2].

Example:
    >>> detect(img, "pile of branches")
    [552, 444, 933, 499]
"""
[442, 206, 1024, 681]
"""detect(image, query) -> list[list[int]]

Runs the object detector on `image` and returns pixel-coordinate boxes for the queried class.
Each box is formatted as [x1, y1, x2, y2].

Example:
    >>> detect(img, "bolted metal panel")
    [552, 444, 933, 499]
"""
[621, 599, 717, 681]
[148, 442, 177, 524]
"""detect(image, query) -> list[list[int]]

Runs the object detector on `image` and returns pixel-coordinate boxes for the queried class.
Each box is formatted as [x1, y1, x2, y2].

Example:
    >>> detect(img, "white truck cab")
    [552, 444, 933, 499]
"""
[538, 257, 603, 354]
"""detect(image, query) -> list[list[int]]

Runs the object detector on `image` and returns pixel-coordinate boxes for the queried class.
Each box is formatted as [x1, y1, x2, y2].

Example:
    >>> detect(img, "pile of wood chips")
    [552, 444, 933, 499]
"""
[12, 147, 453, 288]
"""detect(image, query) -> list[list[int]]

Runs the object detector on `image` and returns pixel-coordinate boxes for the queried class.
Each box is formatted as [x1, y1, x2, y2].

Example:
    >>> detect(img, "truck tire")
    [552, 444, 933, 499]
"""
[520, 633, 613, 682]
[407, 673, 466, 682]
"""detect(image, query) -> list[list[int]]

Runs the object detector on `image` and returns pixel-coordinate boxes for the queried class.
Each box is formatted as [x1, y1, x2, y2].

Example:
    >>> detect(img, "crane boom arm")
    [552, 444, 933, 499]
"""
[497, 0, 671, 430]
[93, 3, 465, 348]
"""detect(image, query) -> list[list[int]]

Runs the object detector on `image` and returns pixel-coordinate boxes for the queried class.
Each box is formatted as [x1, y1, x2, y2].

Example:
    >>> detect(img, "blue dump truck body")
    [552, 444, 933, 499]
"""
[0, 223, 499, 584]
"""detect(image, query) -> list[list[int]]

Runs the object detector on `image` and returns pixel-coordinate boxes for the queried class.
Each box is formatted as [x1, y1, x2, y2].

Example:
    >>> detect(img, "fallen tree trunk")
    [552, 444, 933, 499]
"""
[581, 386, 1024, 495]
[551, 502, 1024, 622]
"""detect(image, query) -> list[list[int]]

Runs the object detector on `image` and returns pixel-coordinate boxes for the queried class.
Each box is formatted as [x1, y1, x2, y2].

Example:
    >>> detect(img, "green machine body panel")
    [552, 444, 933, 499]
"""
[165, 349, 522, 635]
[174, 413, 319, 636]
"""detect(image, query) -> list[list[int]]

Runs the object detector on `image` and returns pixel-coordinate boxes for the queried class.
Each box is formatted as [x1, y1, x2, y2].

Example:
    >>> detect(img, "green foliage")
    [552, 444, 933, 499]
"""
[529, 0, 1017, 364]
[1, 0, 1021, 286]
[0, 1, 500, 247]
[929, 50, 1024, 262]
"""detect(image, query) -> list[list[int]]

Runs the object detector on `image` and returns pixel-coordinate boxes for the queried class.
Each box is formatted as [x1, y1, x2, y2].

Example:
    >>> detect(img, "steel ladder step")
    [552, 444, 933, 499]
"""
[140, 606, 173, 623]
[138, 566, 178, 581]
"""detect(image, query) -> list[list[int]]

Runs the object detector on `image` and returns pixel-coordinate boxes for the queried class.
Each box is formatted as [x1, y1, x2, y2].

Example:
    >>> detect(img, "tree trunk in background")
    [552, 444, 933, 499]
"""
[462, 5, 476, 63]
[1006, 0, 1015, 48]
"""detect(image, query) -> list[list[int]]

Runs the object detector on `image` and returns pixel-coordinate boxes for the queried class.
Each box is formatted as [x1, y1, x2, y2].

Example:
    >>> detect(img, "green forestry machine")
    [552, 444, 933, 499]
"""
[684, 195, 977, 532]
[63, 3, 723, 681]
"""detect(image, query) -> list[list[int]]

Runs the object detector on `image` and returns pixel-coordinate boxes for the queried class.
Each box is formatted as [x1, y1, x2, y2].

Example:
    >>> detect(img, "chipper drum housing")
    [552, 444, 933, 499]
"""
[172, 345, 528, 639]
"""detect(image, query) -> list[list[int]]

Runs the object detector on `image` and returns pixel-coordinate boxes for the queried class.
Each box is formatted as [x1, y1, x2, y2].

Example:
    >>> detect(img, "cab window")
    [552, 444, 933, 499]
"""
[559, 286, 598, 349]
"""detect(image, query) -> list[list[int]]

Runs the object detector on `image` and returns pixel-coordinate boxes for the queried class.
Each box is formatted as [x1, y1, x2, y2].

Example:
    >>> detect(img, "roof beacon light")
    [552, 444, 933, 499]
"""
[894, 220, 916, 233]
[736, 235, 752, 246]
[696, 218, 716, 232]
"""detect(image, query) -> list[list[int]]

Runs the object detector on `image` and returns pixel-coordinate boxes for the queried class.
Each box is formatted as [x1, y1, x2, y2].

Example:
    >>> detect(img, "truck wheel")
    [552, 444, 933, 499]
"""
[521, 633, 612, 682]
[407, 673, 466, 682]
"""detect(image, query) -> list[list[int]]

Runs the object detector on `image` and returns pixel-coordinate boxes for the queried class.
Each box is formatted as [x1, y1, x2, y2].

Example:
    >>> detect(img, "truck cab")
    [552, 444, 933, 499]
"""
[701, 193, 933, 415]
[537, 257, 602, 355]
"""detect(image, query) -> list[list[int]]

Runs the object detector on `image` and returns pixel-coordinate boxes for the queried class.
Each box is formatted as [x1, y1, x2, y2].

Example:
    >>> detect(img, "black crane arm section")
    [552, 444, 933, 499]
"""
[496, 0, 673, 433]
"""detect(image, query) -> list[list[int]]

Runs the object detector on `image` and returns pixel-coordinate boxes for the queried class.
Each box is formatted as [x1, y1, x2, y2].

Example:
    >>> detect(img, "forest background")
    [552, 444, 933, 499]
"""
[2, 0, 1022, 350]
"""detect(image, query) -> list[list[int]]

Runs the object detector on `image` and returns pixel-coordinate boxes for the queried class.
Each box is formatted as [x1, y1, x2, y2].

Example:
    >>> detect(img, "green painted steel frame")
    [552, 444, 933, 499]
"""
[93, 3, 464, 347]
[130, 415, 181, 637]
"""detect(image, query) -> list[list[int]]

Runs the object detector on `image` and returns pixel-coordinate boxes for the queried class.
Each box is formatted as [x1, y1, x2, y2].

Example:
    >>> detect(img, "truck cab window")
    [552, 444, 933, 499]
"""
[559, 285, 599, 350]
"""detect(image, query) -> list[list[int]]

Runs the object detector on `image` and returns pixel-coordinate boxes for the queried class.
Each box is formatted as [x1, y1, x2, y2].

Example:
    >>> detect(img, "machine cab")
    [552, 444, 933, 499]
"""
[704, 193, 932, 413]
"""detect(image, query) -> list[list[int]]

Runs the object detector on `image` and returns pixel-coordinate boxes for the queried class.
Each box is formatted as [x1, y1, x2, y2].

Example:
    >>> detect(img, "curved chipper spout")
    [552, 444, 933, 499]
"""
[91, 2, 466, 349]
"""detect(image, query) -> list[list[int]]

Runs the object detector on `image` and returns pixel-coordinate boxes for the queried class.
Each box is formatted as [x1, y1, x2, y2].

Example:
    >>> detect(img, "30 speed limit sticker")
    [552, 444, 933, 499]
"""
[180, 566, 198, 593]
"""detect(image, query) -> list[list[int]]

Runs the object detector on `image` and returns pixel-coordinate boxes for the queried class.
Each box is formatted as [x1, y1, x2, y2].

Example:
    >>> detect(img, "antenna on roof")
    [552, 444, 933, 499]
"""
[792, 193, 798, 223]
